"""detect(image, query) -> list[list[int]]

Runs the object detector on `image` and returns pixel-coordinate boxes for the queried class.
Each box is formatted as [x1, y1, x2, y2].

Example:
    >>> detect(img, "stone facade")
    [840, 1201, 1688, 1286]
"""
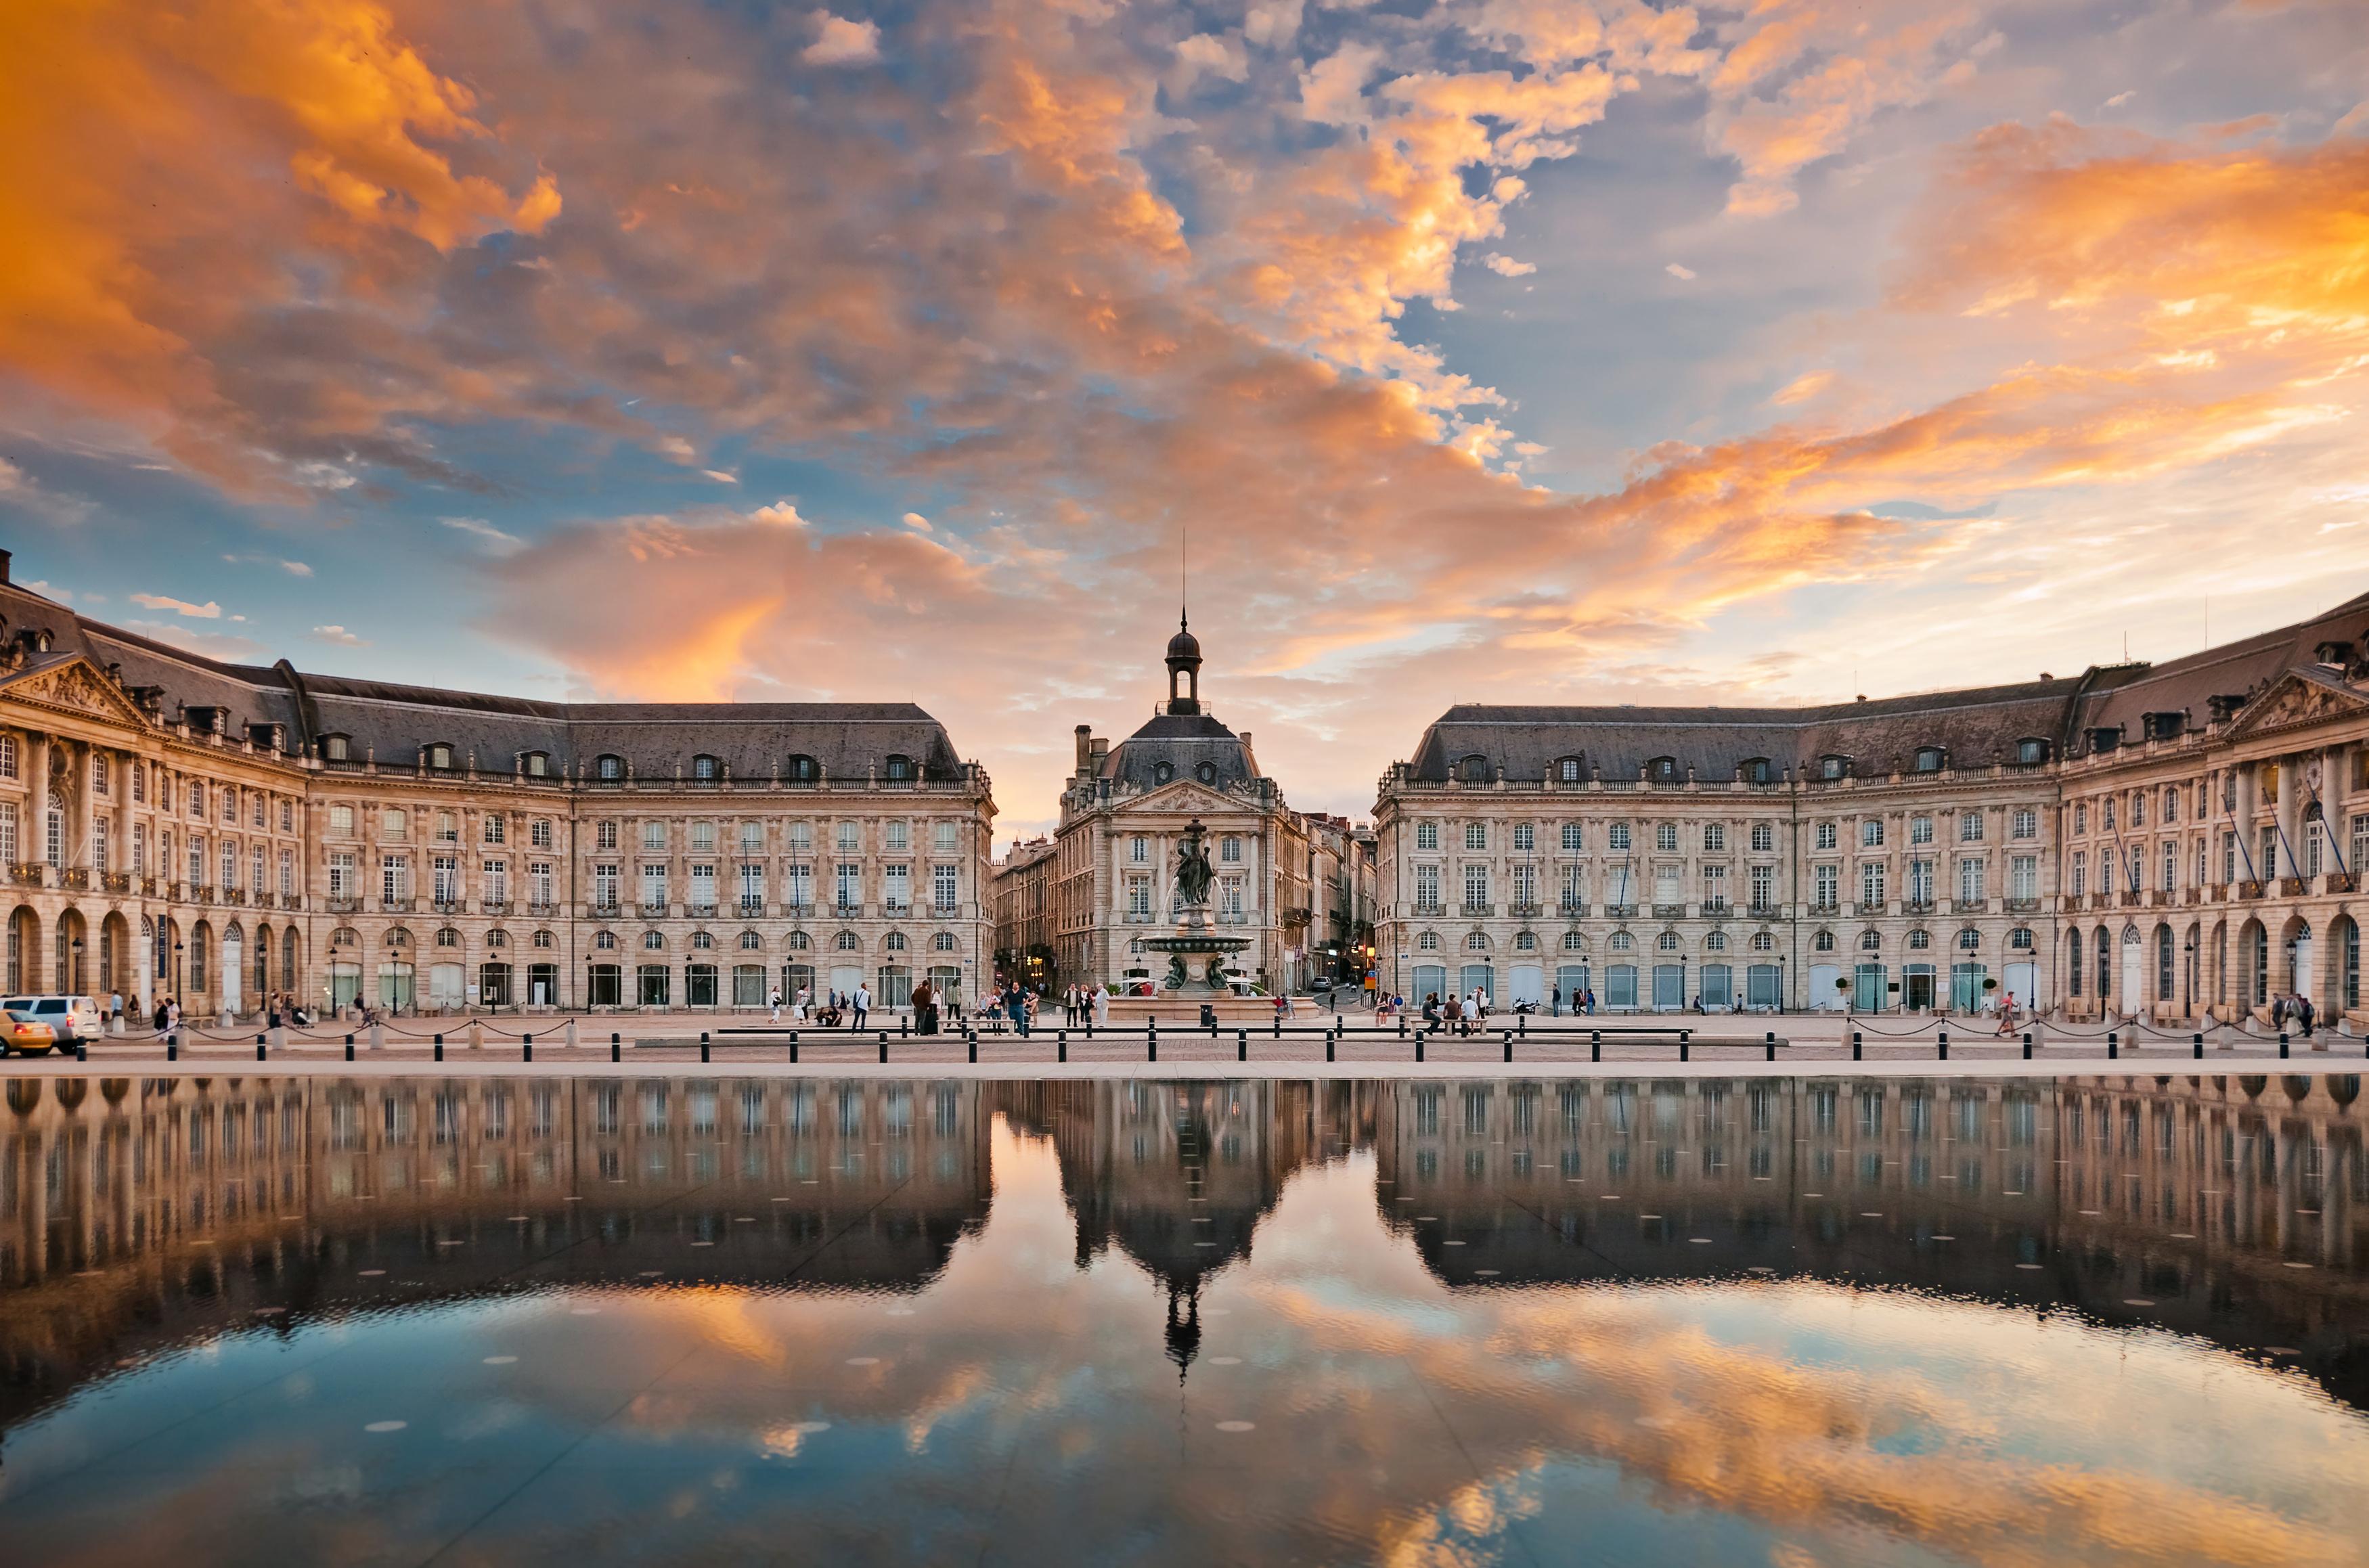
[0, 559, 996, 1019]
[1374, 591, 2369, 1024]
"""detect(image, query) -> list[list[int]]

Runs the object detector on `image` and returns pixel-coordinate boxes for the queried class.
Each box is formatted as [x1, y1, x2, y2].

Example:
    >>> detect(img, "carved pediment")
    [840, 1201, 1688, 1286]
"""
[1114, 780, 1247, 819]
[2224, 668, 2369, 740]
[0, 656, 153, 727]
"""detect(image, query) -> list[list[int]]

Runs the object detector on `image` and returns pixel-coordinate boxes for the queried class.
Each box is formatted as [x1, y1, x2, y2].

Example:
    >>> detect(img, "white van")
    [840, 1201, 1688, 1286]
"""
[0, 995, 105, 1041]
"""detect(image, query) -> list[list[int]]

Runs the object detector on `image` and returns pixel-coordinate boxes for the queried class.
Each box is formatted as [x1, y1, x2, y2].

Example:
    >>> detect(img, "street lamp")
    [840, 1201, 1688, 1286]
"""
[173, 939, 185, 1007]
[2184, 936, 2196, 1020]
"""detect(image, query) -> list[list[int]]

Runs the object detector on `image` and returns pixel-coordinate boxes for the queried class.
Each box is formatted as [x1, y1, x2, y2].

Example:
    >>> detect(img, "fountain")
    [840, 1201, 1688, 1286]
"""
[1137, 817, 1253, 992]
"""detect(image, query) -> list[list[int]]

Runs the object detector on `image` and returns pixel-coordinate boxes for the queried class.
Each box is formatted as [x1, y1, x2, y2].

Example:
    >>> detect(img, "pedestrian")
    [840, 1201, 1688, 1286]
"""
[1995, 991, 2018, 1037]
[165, 996, 181, 1031]
[2271, 994, 2287, 1031]
[912, 977, 935, 1036]
[1092, 981, 1110, 1027]
[108, 989, 123, 1027]
[768, 985, 782, 1025]
[2299, 993, 2317, 1037]
[1006, 981, 1029, 1038]
[1584, 987, 1596, 1016]
[1551, 984, 1561, 1018]
[852, 981, 871, 1031]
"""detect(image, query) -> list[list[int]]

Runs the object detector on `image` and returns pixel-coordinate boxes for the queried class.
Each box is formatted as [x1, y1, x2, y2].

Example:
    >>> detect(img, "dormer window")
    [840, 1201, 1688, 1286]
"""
[2015, 738, 2049, 765]
[1556, 756, 1582, 783]
[2142, 711, 2184, 742]
[522, 751, 549, 778]
[1645, 757, 1677, 784]
[596, 753, 624, 781]
[1740, 757, 1771, 784]
[692, 753, 721, 782]
[321, 733, 351, 763]
[1196, 761, 1218, 784]
[787, 754, 818, 784]
[1819, 755, 1849, 781]
[884, 755, 912, 782]
[424, 742, 454, 770]
[1913, 746, 1945, 773]
[2085, 726, 2121, 755]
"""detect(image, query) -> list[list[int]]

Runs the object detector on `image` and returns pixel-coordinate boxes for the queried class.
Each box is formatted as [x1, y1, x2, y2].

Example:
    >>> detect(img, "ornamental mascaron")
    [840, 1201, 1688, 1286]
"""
[0, 545, 2363, 1030]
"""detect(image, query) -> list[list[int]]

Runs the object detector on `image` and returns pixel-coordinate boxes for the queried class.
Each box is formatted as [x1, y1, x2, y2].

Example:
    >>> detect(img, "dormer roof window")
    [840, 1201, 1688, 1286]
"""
[885, 754, 913, 782]
[1458, 754, 1489, 784]
[1818, 755, 1849, 781]
[2141, 711, 2184, 742]
[321, 733, 351, 763]
[521, 751, 550, 778]
[787, 754, 818, 784]
[2085, 726, 2122, 755]
[692, 753, 721, 782]
[1913, 746, 1945, 773]
[1555, 755, 1583, 783]
[596, 753, 624, 781]
[2015, 737, 2049, 765]
[1739, 757, 1772, 784]
[424, 742, 454, 770]
[1645, 756, 1678, 784]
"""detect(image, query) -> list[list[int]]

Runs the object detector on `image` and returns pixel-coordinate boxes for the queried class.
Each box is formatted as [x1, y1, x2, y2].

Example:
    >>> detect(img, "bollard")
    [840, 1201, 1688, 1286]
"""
[76, 1039, 87, 1063]
[2192, 1031, 2203, 1060]
[523, 1035, 533, 1063]
[1274, 1014, 1282, 1039]
[1938, 1030, 1948, 1062]
[167, 1035, 177, 1061]
[701, 1031, 711, 1064]
[435, 1034, 445, 1062]
[1503, 1030, 1513, 1065]
[967, 1034, 977, 1064]
[1591, 1029, 1601, 1064]
[1852, 1031, 1863, 1062]
[257, 1035, 267, 1062]
[791, 1033, 800, 1065]
[2108, 1031, 2119, 1060]
[1237, 1029, 1247, 1063]
[1765, 1031, 1776, 1063]
[1325, 1033, 1335, 1063]
[1680, 1037, 1690, 1063]
[345, 1035, 355, 1062]
[878, 1033, 887, 1065]
[1415, 1031, 1425, 1063]
[611, 1031, 621, 1063]
[1681, 1028, 1691, 1047]
[1519, 1013, 1528, 1037]
[1397, 1016, 1407, 1038]
[1058, 1034, 1067, 1064]
[2022, 1031, 2032, 1060]
[902, 1015, 910, 1038]
[1149, 1034, 1157, 1064]
[2279, 1031, 2290, 1059]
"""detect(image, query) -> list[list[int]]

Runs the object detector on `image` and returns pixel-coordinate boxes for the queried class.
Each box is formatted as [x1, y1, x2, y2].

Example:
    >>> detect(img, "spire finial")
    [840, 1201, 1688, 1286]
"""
[1180, 524, 1189, 631]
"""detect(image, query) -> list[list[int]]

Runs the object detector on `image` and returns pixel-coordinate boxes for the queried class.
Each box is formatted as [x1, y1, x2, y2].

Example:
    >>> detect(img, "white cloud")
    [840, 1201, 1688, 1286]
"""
[803, 10, 880, 66]
[1244, 0, 1303, 49]
[221, 552, 313, 577]
[0, 456, 96, 527]
[123, 621, 265, 660]
[900, 511, 933, 533]
[441, 516, 526, 557]
[1299, 43, 1383, 126]
[703, 468, 740, 484]
[751, 500, 810, 527]
[129, 591, 222, 619]
[1484, 254, 1536, 277]
[1665, 262, 1696, 280]
[2104, 90, 2135, 110]
[311, 625, 367, 646]
[655, 434, 698, 462]
[1170, 32, 1249, 96]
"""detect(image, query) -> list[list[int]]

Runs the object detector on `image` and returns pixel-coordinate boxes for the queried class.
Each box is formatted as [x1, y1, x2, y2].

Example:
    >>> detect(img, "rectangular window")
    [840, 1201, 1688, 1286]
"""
[1653, 864, 1681, 905]
[1416, 822, 1440, 851]
[641, 864, 668, 907]
[933, 864, 957, 910]
[2075, 803, 2087, 834]
[1127, 874, 1151, 916]
[1463, 864, 1489, 910]
[1415, 864, 1441, 908]
[381, 808, 407, 839]
[784, 863, 812, 909]
[1221, 835, 1243, 863]
[1750, 822, 1773, 853]
[330, 803, 354, 836]
[1813, 864, 1838, 908]
[642, 820, 667, 851]
[836, 822, 860, 852]
[45, 809, 64, 868]
[1815, 822, 1836, 851]
[2260, 826, 2278, 881]
[884, 820, 908, 852]
[2012, 809, 2037, 840]
[1562, 864, 1585, 910]
[382, 854, 410, 902]
[1465, 822, 1486, 851]
[596, 820, 618, 851]
[280, 799, 293, 833]
[2163, 787, 2180, 824]
[1220, 876, 1244, 916]
[1562, 822, 1582, 852]
[433, 855, 460, 903]
[1908, 858, 1934, 904]
[1609, 822, 1632, 851]
[2305, 821, 2324, 877]
[1859, 861, 1885, 906]
[1911, 815, 1933, 845]
[933, 821, 959, 853]
[1750, 863, 1773, 909]
[2011, 855, 2037, 901]
[278, 848, 294, 897]
[1608, 864, 1635, 908]
[1960, 812, 1984, 843]
[92, 817, 108, 874]
[251, 843, 265, 891]
[133, 820, 146, 874]
[2221, 832, 2236, 884]
[92, 755, 108, 795]
[530, 861, 554, 905]
[1513, 823, 1535, 852]
[485, 859, 508, 905]
[329, 851, 356, 899]
[835, 862, 860, 908]
[884, 864, 910, 912]
[131, 763, 145, 803]
[692, 820, 719, 853]
[483, 815, 506, 845]
[1701, 864, 1727, 910]
[739, 863, 763, 910]
[2161, 838, 2177, 891]
[2355, 815, 2369, 878]
[1702, 823, 1725, 852]
[1861, 820, 1884, 848]
[2103, 799, 2116, 831]
[2071, 850, 2086, 897]
[434, 811, 458, 845]
[594, 864, 620, 908]
[739, 821, 764, 854]
[190, 835, 205, 885]
[531, 817, 554, 849]
[689, 863, 717, 910]
[220, 840, 236, 889]
[1130, 834, 1149, 864]
[1513, 862, 1536, 907]
[1958, 857, 1986, 903]
[1655, 822, 1678, 851]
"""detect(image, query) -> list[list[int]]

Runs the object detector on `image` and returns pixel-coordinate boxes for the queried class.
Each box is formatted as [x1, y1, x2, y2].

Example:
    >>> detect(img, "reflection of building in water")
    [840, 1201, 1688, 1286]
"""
[0, 1074, 992, 1425]
[1376, 1073, 2366, 1402]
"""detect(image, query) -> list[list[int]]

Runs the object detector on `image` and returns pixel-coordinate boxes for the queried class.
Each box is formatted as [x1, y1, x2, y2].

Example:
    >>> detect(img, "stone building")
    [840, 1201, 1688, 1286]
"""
[0, 556, 996, 1018]
[1026, 619, 1313, 993]
[1374, 591, 2369, 1027]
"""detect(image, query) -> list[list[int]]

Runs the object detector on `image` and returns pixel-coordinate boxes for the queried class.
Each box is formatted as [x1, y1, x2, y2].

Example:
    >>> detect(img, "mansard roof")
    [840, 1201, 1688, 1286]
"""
[0, 579, 973, 781]
[2068, 589, 2369, 748]
[1099, 710, 1262, 790]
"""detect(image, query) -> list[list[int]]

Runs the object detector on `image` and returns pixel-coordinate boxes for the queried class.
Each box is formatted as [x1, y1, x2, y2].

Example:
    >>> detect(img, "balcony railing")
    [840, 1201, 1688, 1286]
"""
[223, 887, 247, 905]
[433, 899, 462, 915]
[2327, 872, 2358, 894]
[192, 886, 215, 905]
[2006, 897, 2041, 912]
[592, 901, 621, 918]
[529, 901, 559, 917]
[1746, 903, 1779, 919]
[1700, 899, 1730, 916]
[2236, 880, 2263, 899]
[833, 902, 860, 918]
[328, 895, 361, 914]
[1808, 901, 1838, 916]
[1904, 898, 1936, 915]
[482, 899, 510, 916]
[60, 868, 89, 891]
[1606, 903, 1639, 919]
[1509, 902, 1543, 918]
[1854, 901, 1885, 917]
[102, 871, 132, 894]
[381, 897, 416, 914]
[640, 901, 670, 918]
[9, 863, 45, 887]
[2280, 877, 2307, 897]
[1558, 900, 1589, 917]
[1412, 901, 1445, 917]
[1653, 903, 1687, 918]
[279, 893, 304, 911]
[738, 899, 766, 916]
[1461, 901, 1492, 916]
[688, 902, 719, 918]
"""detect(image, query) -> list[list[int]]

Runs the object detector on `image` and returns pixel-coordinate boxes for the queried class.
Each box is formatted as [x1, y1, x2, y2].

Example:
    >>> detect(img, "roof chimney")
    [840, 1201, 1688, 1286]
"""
[0, 548, 12, 585]
[1075, 723, 1092, 777]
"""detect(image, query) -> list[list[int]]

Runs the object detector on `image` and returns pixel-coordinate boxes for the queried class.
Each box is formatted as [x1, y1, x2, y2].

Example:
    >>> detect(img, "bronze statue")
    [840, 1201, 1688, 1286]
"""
[1174, 817, 1214, 909]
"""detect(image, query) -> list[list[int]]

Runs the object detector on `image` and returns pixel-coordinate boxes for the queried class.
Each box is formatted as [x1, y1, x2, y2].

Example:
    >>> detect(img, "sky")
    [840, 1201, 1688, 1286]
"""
[2, 0, 2366, 841]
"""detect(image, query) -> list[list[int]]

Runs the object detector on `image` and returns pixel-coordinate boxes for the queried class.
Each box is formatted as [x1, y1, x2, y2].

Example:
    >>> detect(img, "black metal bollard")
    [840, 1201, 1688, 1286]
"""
[1590, 1029, 1601, 1063]
[1237, 1029, 1247, 1062]
[902, 1015, 910, 1037]
[1415, 1031, 1425, 1063]
[1765, 1031, 1776, 1062]
[435, 1034, 445, 1062]
[1519, 1013, 1528, 1037]
[523, 1035, 533, 1063]
[1502, 1030, 1513, 1064]
[2022, 1031, 2032, 1060]
[701, 1031, 711, 1065]
[1149, 1033, 1157, 1064]
[1852, 1031, 1863, 1062]
[76, 1039, 87, 1062]
[345, 1033, 355, 1061]
[167, 1035, 177, 1061]
[1325, 1032, 1335, 1063]
[257, 1035, 267, 1062]
[1680, 1037, 1690, 1062]
[1938, 1030, 1948, 1062]
[1274, 1014, 1282, 1039]
[967, 1033, 977, 1064]
[2192, 1031, 2203, 1060]
[879, 1033, 887, 1065]
[1397, 1016, 1407, 1038]
[1058, 1033, 1067, 1064]
[2108, 1031, 2119, 1060]
[2279, 1031, 2290, 1059]
[791, 1033, 801, 1064]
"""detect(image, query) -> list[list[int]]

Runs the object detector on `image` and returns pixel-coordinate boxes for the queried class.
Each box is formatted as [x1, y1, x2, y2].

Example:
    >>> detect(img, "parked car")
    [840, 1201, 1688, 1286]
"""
[1, 1010, 59, 1057]
[0, 995, 105, 1041]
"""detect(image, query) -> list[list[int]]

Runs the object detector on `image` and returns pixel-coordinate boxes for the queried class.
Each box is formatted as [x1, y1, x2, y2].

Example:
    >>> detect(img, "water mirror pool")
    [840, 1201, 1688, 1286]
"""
[0, 1073, 2362, 1565]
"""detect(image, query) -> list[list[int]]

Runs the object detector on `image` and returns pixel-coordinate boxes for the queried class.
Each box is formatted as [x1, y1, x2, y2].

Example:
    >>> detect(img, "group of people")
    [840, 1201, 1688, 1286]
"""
[1057, 983, 1112, 1028]
[1547, 985, 1599, 1016]
[1421, 987, 1495, 1035]
[2270, 993, 2322, 1037]
[766, 983, 874, 1030]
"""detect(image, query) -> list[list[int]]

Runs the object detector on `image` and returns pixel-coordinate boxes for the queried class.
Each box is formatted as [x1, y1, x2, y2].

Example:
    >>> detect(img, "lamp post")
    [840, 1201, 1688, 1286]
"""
[2184, 936, 2196, 1020]
[173, 939, 185, 1007]
[70, 935, 84, 995]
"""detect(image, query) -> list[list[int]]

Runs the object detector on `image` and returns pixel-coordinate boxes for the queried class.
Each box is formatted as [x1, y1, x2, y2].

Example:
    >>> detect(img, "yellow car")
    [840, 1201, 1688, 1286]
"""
[2, 1010, 59, 1057]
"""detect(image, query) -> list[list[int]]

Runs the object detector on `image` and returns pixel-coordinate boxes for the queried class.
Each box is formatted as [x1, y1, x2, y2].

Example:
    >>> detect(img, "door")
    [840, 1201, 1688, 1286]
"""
[1853, 963, 1886, 1011]
[378, 962, 415, 1010]
[1809, 962, 1841, 1010]
[2294, 931, 2317, 1005]
[1652, 964, 1683, 1010]
[1555, 964, 1589, 1008]
[2120, 928, 2143, 1011]
[1747, 964, 1781, 1009]
[1903, 966, 1934, 1011]
[829, 964, 863, 998]
[220, 929, 244, 1014]
[1509, 964, 1544, 1006]
[1699, 964, 1731, 1009]
[328, 962, 361, 1010]
[429, 962, 464, 1010]
[1413, 964, 1446, 1004]
[1606, 964, 1638, 1009]
[1459, 964, 1495, 1002]
[2004, 960, 2037, 1013]
[1951, 962, 1987, 1012]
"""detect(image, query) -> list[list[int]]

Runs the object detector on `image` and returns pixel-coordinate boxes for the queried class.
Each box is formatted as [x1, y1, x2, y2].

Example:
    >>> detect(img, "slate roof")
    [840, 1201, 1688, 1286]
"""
[2069, 589, 2369, 746]
[1100, 711, 1262, 789]
[0, 579, 972, 781]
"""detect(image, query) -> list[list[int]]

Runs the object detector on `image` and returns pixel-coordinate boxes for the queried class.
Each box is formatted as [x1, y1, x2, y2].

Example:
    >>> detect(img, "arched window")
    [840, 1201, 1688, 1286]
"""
[384, 927, 410, 948]
[692, 754, 721, 781]
[885, 932, 908, 951]
[739, 931, 764, 950]
[1459, 754, 1490, 783]
[1859, 929, 1882, 951]
[2068, 931, 2083, 994]
[638, 931, 663, 951]
[595, 931, 618, 950]
[1609, 931, 1634, 951]
[1556, 756, 1584, 783]
[424, 742, 454, 770]
[835, 931, 860, 951]
[1514, 931, 1536, 951]
[1417, 931, 1440, 951]
[1656, 931, 1681, 951]
[2156, 925, 2175, 1000]
[690, 931, 714, 949]
[1750, 931, 1774, 951]
[2009, 926, 2033, 950]
[1463, 931, 1490, 951]
[884, 754, 913, 782]
[596, 754, 624, 781]
[330, 926, 360, 948]
[787, 931, 812, 950]
[1957, 927, 1980, 950]
[2016, 738, 2050, 765]
[932, 932, 958, 951]
[485, 929, 508, 948]
[320, 733, 350, 763]
[1914, 746, 1945, 773]
[1645, 756, 1677, 784]
[521, 751, 550, 778]
[435, 926, 460, 948]
[533, 929, 556, 949]
[1704, 930, 1726, 951]
[1813, 929, 1835, 952]
[1907, 928, 1930, 949]
[1561, 931, 1586, 951]
[1739, 757, 1771, 784]
[787, 755, 818, 783]
[1819, 755, 1850, 781]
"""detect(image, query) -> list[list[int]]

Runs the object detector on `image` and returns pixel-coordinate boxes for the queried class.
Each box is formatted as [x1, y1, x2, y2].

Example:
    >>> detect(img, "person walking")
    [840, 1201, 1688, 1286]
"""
[1994, 990, 2018, 1037]
[912, 977, 935, 1036]
[768, 985, 783, 1025]
[1550, 984, 1562, 1018]
[1005, 981, 1030, 1038]
[851, 981, 871, 1031]
[2299, 993, 2317, 1037]
[1092, 981, 1110, 1027]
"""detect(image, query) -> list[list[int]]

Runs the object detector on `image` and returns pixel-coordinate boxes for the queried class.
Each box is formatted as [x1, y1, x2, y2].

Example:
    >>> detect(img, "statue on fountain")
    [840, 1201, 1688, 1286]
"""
[1174, 817, 1215, 911]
